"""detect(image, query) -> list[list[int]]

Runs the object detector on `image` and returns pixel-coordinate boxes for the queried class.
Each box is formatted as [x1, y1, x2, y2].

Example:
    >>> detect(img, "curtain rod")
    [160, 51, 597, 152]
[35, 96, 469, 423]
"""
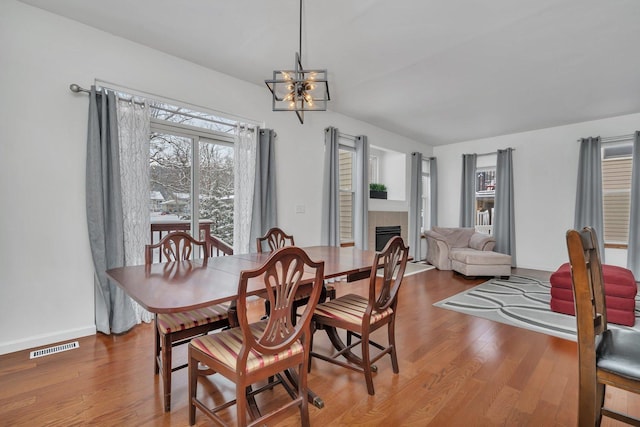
[338, 132, 356, 141]
[70, 83, 147, 107]
[475, 148, 516, 157]
[576, 134, 636, 144]
[69, 83, 257, 130]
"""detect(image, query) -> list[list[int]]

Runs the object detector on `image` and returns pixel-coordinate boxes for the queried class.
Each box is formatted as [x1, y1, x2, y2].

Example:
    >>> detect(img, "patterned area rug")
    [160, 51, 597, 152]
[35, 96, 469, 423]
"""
[433, 275, 640, 341]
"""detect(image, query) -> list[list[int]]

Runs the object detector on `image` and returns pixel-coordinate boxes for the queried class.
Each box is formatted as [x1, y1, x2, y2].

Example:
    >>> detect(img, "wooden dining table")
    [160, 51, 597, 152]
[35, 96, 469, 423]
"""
[106, 245, 379, 408]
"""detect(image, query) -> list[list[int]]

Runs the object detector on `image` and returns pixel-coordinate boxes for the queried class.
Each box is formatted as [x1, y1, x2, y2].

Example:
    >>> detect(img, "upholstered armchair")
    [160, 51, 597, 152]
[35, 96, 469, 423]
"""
[425, 227, 496, 270]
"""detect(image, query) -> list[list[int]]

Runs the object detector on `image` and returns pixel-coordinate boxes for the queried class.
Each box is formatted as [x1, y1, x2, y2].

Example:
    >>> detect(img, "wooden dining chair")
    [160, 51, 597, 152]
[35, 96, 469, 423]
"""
[145, 231, 232, 412]
[256, 227, 295, 253]
[310, 236, 409, 395]
[256, 228, 335, 325]
[188, 246, 325, 426]
[566, 227, 640, 426]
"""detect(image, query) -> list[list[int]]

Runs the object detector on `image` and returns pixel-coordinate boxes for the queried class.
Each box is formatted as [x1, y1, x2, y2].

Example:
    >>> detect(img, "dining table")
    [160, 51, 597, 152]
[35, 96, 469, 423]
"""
[106, 245, 379, 408]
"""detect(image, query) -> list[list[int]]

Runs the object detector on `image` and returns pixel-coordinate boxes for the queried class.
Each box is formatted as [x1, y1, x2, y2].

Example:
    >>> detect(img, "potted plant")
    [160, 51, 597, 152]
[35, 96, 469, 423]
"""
[369, 183, 388, 199]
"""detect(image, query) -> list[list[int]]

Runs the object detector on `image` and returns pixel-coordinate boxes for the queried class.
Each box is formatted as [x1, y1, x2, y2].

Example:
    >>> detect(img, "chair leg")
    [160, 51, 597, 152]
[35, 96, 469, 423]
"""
[298, 363, 311, 427]
[161, 333, 172, 412]
[578, 374, 598, 427]
[308, 322, 316, 373]
[246, 385, 261, 420]
[154, 318, 160, 375]
[188, 351, 198, 425]
[236, 381, 247, 426]
[361, 331, 375, 395]
[388, 319, 399, 374]
[595, 382, 606, 427]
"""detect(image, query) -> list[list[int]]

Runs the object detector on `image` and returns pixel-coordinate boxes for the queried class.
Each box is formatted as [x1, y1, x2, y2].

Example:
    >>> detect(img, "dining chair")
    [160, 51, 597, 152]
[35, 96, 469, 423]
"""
[566, 227, 640, 426]
[256, 227, 295, 253]
[310, 236, 409, 395]
[188, 246, 325, 426]
[145, 231, 232, 412]
[256, 227, 335, 325]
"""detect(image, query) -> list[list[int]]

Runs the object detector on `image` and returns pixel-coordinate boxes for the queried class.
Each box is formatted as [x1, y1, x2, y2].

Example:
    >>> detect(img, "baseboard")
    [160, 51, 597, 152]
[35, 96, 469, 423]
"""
[0, 325, 96, 356]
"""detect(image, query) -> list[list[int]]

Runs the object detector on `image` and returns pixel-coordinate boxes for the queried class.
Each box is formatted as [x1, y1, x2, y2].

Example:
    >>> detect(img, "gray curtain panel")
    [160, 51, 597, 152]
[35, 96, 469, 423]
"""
[429, 157, 438, 227]
[354, 135, 369, 250]
[574, 137, 605, 259]
[86, 86, 136, 335]
[321, 127, 340, 246]
[250, 128, 277, 251]
[409, 152, 423, 260]
[627, 131, 640, 278]
[494, 148, 516, 265]
[459, 154, 477, 227]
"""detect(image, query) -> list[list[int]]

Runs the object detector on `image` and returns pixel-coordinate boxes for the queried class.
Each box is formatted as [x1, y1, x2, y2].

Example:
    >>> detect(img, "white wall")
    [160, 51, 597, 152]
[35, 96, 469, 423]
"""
[0, 1, 431, 354]
[434, 112, 640, 271]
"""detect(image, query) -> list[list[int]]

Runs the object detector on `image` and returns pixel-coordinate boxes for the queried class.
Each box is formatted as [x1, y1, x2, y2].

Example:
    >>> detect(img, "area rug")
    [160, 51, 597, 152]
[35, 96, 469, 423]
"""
[433, 275, 640, 341]
[377, 261, 434, 278]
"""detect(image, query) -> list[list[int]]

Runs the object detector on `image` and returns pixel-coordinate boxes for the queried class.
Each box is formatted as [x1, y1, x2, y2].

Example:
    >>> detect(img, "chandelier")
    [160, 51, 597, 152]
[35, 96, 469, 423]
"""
[265, 0, 330, 124]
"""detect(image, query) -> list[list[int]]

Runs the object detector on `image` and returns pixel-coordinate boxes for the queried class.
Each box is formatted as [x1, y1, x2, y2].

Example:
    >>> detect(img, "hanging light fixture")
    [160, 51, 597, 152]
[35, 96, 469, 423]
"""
[265, 0, 330, 124]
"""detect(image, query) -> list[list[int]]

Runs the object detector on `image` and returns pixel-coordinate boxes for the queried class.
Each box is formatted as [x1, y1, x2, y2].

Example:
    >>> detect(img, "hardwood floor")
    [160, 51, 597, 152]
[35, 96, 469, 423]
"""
[2, 268, 638, 426]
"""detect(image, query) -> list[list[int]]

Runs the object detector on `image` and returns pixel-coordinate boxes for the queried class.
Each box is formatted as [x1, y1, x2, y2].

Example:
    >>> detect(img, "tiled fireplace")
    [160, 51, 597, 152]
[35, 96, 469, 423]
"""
[367, 211, 408, 251]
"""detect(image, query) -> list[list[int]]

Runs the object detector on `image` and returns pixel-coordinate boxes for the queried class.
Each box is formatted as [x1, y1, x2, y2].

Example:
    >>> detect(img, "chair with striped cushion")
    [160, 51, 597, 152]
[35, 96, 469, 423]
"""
[257, 227, 335, 324]
[188, 246, 324, 426]
[145, 231, 232, 412]
[310, 236, 409, 395]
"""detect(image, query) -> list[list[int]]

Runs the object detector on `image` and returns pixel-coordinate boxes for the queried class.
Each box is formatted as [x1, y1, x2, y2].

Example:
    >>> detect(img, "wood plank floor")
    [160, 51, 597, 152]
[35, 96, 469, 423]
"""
[2, 267, 638, 426]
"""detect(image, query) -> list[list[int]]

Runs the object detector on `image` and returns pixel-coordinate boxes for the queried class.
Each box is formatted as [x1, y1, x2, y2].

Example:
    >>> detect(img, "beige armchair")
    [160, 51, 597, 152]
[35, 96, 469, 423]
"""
[425, 227, 496, 270]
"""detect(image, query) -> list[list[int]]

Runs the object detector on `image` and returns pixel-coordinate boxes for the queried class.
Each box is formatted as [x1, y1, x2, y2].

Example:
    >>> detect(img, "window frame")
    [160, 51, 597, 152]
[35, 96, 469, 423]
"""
[338, 138, 356, 246]
[150, 114, 236, 242]
[601, 141, 633, 248]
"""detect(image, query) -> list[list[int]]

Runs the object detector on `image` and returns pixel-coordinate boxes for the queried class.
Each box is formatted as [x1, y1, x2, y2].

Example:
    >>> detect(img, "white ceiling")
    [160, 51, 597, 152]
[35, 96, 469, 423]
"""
[19, 0, 640, 145]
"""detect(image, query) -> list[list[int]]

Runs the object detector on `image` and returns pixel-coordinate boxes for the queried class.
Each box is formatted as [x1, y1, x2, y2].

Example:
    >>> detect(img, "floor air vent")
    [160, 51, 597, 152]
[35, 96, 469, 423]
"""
[30, 341, 79, 359]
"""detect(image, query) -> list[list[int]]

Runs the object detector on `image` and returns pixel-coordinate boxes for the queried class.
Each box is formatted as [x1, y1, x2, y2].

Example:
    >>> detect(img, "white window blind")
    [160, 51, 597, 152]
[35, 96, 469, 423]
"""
[602, 156, 632, 245]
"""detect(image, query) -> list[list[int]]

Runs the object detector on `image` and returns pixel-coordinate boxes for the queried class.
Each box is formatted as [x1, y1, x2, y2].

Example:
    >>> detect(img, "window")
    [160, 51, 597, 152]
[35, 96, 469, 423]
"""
[475, 167, 495, 233]
[149, 103, 237, 246]
[369, 154, 379, 184]
[421, 159, 431, 232]
[602, 143, 633, 247]
[368, 146, 406, 201]
[339, 144, 355, 244]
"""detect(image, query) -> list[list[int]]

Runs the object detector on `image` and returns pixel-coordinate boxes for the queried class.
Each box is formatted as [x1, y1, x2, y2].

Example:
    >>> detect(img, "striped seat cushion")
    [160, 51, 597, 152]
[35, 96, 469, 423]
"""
[190, 321, 304, 373]
[313, 293, 393, 325]
[157, 303, 230, 334]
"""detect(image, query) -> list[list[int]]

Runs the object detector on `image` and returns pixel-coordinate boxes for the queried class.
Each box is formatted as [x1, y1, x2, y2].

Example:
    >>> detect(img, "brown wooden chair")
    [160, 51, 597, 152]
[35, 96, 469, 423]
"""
[310, 236, 409, 395]
[256, 227, 295, 253]
[566, 227, 640, 426]
[256, 228, 335, 325]
[188, 246, 325, 426]
[145, 231, 232, 412]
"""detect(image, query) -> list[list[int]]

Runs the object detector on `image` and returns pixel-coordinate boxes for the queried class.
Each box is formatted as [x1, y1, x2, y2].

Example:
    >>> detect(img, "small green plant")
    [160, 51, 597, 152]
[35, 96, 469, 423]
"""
[369, 183, 387, 192]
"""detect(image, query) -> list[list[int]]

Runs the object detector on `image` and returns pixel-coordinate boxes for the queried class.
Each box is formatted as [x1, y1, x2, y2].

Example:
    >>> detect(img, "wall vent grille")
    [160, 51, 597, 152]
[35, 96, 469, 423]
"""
[30, 341, 79, 359]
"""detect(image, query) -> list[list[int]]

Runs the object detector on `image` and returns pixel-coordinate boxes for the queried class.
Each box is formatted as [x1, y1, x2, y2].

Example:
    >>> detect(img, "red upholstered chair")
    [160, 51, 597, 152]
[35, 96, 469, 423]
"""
[550, 262, 637, 326]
